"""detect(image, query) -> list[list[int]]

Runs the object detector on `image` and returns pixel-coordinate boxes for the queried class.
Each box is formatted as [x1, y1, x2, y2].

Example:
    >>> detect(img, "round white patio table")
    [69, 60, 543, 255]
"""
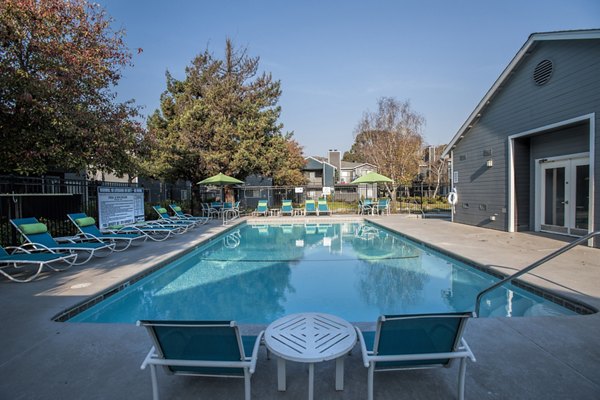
[264, 312, 357, 400]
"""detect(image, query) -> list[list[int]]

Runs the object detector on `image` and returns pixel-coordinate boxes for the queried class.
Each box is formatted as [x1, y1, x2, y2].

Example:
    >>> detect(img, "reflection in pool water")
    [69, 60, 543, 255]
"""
[68, 222, 576, 323]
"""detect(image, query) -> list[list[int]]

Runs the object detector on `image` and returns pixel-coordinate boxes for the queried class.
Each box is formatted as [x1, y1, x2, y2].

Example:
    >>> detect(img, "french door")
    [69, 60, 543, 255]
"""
[538, 157, 589, 236]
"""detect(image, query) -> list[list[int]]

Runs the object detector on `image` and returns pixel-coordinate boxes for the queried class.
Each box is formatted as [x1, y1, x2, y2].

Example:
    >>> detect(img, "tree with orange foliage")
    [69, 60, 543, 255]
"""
[0, 0, 144, 177]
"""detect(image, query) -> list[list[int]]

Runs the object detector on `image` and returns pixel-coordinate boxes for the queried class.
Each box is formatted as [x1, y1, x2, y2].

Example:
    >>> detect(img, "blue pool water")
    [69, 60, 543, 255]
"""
[68, 222, 576, 323]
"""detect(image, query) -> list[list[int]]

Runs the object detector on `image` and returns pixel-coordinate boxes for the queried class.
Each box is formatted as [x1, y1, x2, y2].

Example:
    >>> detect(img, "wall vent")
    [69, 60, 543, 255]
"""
[533, 59, 553, 86]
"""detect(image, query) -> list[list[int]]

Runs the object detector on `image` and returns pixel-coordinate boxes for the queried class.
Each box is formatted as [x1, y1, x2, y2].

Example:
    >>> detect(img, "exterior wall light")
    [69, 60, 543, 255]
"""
[486, 159, 493, 168]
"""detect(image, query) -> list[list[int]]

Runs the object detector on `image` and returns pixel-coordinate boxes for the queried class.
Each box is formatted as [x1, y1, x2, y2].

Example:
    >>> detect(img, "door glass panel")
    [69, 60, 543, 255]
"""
[544, 167, 565, 227]
[575, 165, 589, 229]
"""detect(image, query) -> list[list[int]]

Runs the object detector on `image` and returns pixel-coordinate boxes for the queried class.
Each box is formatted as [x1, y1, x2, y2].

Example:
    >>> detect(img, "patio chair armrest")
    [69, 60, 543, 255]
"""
[140, 346, 157, 370]
[459, 338, 476, 362]
[22, 242, 57, 253]
[77, 232, 103, 241]
[355, 326, 371, 367]
[249, 331, 265, 374]
[4, 245, 34, 254]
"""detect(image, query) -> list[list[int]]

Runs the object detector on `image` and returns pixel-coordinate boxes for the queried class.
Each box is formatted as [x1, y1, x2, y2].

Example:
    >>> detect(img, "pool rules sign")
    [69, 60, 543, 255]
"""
[97, 187, 145, 229]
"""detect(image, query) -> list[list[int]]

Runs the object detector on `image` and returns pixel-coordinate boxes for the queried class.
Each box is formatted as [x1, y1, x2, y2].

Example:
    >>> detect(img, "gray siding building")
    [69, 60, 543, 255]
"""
[442, 30, 600, 239]
[303, 156, 336, 188]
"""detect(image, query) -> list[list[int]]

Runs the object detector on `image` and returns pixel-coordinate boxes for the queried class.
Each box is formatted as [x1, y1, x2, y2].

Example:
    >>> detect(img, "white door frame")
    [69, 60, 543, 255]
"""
[507, 113, 595, 234]
[534, 153, 589, 234]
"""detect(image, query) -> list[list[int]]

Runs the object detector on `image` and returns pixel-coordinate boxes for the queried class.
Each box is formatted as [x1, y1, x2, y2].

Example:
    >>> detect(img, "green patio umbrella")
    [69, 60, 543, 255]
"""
[197, 172, 244, 186]
[350, 171, 393, 184]
[351, 171, 393, 200]
[197, 173, 244, 202]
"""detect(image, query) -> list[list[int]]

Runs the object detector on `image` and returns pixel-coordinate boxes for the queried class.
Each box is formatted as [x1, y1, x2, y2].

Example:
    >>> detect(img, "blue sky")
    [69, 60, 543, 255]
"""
[99, 0, 600, 156]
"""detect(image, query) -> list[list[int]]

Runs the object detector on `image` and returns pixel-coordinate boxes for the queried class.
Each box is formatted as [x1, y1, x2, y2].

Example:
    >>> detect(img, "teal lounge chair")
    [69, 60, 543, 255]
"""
[152, 206, 196, 231]
[10, 217, 115, 265]
[169, 204, 209, 225]
[317, 198, 331, 216]
[104, 221, 184, 242]
[67, 213, 147, 252]
[356, 312, 475, 400]
[0, 244, 77, 283]
[280, 200, 294, 216]
[10, 218, 115, 265]
[138, 320, 264, 400]
[304, 200, 317, 216]
[253, 200, 268, 217]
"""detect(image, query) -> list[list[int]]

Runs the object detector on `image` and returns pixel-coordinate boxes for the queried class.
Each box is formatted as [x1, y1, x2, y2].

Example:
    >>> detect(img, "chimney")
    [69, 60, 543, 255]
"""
[328, 149, 341, 182]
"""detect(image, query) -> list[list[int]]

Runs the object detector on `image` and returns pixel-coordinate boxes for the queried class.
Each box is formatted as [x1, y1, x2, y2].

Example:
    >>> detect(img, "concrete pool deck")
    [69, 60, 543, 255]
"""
[1, 215, 599, 399]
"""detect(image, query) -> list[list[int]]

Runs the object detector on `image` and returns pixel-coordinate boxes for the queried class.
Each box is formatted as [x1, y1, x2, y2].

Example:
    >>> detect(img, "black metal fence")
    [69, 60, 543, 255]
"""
[0, 175, 451, 247]
[0, 175, 192, 247]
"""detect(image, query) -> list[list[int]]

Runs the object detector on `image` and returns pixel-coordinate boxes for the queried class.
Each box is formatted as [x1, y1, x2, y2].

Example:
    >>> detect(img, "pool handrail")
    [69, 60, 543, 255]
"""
[474, 230, 600, 317]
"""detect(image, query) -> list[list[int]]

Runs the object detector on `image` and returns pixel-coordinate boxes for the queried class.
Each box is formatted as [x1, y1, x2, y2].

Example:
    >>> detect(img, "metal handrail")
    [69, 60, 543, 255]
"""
[474, 230, 600, 317]
[222, 207, 239, 226]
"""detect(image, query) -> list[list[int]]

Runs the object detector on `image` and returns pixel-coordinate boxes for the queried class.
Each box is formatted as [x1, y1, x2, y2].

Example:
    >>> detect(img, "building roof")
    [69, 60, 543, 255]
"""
[303, 156, 337, 170]
[340, 161, 377, 170]
[441, 29, 600, 159]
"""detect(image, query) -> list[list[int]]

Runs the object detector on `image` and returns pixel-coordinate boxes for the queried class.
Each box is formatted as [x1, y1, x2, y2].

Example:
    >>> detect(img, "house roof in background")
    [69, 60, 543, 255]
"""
[340, 161, 377, 170]
[304, 156, 337, 170]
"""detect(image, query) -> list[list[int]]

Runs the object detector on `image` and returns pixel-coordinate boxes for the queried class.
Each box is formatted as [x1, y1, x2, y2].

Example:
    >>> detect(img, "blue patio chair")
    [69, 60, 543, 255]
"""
[0, 244, 77, 283]
[304, 200, 317, 216]
[359, 199, 374, 215]
[317, 198, 331, 216]
[280, 200, 294, 216]
[253, 200, 268, 217]
[152, 206, 196, 231]
[356, 312, 475, 400]
[376, 199, 390, 215]
[67, 213, 147, 252]
[169, 204, 209, 225]
[10, 217, 116, 265]
[138, 320, 264, 400]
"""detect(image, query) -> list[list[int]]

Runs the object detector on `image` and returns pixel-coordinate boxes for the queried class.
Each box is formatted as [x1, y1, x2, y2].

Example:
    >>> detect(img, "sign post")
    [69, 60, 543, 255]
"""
[97, 187, 145, 229]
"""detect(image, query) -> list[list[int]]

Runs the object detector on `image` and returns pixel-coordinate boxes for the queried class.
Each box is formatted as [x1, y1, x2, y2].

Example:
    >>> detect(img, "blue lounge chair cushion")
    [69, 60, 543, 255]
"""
[74, 217, 96, 227]
[0, 252, 68, 263]
[19, 223, 48, 235]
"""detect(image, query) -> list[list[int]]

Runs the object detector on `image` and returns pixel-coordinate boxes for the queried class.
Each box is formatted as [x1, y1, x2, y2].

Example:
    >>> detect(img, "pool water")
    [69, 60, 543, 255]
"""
[68, 222, 576, 323]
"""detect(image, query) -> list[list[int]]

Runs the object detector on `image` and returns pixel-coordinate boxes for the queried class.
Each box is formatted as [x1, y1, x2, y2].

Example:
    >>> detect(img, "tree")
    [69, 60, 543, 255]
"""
[423, 144, 449, 197]
[146, 39, 305, 185]
[0, 0, 143, 177]
[350, 97, 425, 198]
[342, 143, 365, 163]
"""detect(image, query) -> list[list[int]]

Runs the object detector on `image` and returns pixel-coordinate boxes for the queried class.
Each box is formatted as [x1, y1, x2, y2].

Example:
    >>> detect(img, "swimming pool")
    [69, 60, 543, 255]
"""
[66, 222, 578, 323]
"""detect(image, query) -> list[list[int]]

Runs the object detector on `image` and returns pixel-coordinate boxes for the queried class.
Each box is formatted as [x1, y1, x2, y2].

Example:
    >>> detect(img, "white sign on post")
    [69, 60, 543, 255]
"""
[322, 186, 331, 195]
[295, 187, 304, 193]
[97, 187, 145, 229]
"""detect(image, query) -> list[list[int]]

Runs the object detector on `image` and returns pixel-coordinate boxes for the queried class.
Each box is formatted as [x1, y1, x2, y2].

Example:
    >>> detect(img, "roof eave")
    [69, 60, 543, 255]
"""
[441, 29, 600, 159]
